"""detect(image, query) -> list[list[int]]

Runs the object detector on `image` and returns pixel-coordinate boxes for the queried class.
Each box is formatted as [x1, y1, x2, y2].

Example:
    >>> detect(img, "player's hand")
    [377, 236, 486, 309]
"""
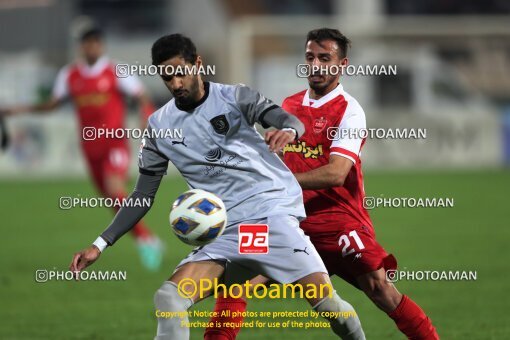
[265, 129, 296, 153]
[69, 246, 101, 279]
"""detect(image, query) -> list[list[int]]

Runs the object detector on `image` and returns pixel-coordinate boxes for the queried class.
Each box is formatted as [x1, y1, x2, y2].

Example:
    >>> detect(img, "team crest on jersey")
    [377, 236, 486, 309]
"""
[210, 115, 229, 135]
[97, 77, 111, 92]
[313, 117, 328, 134]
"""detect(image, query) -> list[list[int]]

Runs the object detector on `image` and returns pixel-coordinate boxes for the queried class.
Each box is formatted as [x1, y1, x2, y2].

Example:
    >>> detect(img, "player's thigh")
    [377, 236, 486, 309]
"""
[198, 215, 328, 286]
[250, 275, 270, 286]
[169, 260, 225, 303]
[224, 275, 270, 300]
[244, 215, 328, 284]
[243, 275, 271, 298]
[311, 225, 397, 288]
[228, 271, 331, 306]
[296, 272, 334, 306]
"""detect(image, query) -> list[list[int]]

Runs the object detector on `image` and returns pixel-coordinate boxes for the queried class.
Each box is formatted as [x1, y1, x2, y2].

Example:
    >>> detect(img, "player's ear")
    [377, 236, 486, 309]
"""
[341, 57, 348, 67]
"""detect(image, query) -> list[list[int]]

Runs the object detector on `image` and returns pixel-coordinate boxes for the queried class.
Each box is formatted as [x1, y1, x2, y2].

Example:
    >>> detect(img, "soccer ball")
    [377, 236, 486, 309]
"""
[169, 189, 227, 246]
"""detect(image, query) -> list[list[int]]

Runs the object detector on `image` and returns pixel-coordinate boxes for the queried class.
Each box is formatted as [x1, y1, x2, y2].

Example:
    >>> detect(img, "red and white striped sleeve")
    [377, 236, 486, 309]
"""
[329, 100, 366, 164]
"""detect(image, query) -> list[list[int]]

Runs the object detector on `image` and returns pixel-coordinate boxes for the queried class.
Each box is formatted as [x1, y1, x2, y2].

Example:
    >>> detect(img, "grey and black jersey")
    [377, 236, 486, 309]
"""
[138, 81, 306, 226]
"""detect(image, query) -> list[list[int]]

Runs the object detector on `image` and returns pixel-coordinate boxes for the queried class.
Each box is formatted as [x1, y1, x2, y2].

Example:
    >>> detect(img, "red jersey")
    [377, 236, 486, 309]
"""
[282, 84, 372, 233]
[52, 56, 143, 157]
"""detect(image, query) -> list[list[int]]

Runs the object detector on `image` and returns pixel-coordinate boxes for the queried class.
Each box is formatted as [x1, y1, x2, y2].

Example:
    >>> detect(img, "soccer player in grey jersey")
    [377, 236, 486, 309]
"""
[69, 34, 365, 340]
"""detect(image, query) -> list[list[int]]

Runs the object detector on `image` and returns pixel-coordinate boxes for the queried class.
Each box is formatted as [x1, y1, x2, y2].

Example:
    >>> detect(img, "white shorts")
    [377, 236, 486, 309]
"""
[176, 215, 327, 284]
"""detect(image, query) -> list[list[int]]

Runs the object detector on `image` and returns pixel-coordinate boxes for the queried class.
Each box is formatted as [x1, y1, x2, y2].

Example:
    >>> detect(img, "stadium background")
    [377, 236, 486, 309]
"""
[0, 0, 509, 339]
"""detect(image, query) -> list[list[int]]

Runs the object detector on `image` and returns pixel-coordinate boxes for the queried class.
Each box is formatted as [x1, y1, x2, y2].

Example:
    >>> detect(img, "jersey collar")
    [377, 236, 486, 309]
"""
[302, 83, 344, 108]
[77, 56, 110, 77]
[175, 81, 210, 112]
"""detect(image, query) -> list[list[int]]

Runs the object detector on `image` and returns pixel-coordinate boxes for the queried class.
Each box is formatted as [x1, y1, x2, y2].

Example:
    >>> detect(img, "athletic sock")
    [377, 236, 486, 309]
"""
[204, 296, 247, 340]
[388, 295, 439, 340]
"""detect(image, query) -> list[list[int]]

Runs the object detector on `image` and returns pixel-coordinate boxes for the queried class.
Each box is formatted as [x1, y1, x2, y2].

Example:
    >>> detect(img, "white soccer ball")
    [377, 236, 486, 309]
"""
[169, 189, 227, 246]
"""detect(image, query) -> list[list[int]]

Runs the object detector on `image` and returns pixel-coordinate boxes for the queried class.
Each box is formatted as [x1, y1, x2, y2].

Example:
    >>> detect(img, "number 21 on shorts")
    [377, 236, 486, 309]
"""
[338, 230, 365, 257]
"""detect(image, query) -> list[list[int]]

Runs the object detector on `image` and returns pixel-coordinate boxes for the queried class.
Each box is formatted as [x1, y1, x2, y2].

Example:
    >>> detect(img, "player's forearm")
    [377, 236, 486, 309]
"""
[97, 173, 162, 247]
[99, 193, 153, 245]
[8, 99, 60, 116]
[295, 164, 346, 190]
[262, 109, 305, 138]
[31, 99, 60, 112]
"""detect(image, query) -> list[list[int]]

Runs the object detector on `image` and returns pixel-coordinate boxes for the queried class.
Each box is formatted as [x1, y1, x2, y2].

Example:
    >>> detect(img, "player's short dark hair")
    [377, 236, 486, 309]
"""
[80, 28, 103, 42]
[151, 34, 198, 65]
[306, 28, 351, 58]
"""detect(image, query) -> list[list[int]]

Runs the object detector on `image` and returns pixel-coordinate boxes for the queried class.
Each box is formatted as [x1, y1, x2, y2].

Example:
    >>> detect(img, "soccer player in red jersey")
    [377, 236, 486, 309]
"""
[1, 28, 163, 270]
[205, 28, 439, 340]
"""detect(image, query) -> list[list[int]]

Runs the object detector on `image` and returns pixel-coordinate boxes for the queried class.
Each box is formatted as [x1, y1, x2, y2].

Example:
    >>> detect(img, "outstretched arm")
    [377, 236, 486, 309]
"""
[1, 65, 70, 116]
[69, 124, 169, 275]
[69, 173, 163, 275]
[1, 97, 62, 116]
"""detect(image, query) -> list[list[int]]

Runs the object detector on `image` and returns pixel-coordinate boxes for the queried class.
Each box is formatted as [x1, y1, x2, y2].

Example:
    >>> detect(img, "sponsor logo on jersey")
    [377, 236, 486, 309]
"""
[171, 137, 188, 147]
[202, 149, 244, 177]
[283, 140, 324, 159]
[210, 115, 230, 135]
[313, 117, 328, 134]
[293, 247, 309, 255]
[239, 224, 269, 254]
[204, 147, 222, 162]
[74, 93, 110, 108]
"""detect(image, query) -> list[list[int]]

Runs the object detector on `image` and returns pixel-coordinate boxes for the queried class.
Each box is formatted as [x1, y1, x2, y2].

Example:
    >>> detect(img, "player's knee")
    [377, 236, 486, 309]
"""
[154, 281, 193, 312]
[314, 293, 357, 320]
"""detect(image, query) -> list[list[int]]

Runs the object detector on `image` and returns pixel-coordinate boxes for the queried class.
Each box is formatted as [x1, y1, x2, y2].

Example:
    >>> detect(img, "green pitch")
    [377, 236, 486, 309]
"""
[1, 170, 508, 339]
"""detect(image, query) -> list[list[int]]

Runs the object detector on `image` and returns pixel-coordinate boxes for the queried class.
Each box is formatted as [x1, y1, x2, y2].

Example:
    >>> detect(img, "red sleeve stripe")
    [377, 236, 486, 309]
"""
[330, 147, 359, 163]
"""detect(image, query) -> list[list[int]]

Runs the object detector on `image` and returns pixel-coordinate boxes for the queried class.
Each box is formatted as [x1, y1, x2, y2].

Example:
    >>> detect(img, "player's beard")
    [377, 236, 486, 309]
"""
[173, 76, 201, 108]
[308, 75, 338, 96]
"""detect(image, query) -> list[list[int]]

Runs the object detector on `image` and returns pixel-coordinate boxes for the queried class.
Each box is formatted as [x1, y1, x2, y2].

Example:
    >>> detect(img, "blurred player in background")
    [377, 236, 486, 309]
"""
[0, 27, 163, 271]
[206, 29, 439, 340]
